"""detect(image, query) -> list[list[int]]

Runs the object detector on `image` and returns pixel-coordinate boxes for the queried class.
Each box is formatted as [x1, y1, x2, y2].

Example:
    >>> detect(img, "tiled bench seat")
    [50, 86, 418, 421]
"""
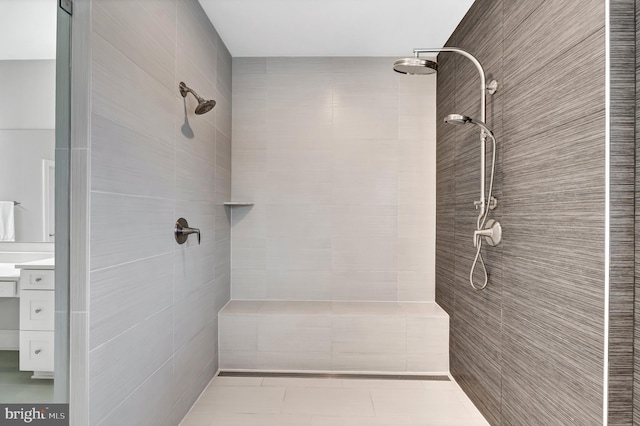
[219, 301, 449, 374]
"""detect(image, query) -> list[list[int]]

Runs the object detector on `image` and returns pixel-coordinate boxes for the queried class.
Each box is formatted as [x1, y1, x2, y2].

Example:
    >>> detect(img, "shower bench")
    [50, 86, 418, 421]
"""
[218, 300, 449, 374]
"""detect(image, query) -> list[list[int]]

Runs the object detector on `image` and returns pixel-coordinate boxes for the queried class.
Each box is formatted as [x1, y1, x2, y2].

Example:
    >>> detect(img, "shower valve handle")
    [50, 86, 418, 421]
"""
[175, 218, 201, 245]
[473, 219, 502, 247]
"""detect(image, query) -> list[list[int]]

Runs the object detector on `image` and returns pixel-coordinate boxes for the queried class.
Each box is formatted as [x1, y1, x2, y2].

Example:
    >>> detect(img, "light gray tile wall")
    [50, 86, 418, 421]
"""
[218, 300, 449, 372]
[69, 0, 91, 422]
[69, 0, 231, 424]
[231, 57, 436, 302]
[438, 0, 635, 424]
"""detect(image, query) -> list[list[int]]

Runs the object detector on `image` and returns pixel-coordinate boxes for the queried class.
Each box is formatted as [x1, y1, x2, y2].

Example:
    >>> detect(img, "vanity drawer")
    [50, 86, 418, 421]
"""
[20, 270, 54, 290]
[20, 290, 55, 331]
[19, 331, 54, 372]
[0, 281, 17, 297]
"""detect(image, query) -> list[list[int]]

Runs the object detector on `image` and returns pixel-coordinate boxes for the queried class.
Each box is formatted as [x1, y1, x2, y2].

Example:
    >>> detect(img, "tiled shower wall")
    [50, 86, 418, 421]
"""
[634, 0, 640, 422]
[231, 58, 436, 302]
[436, 0, 635, 424]
[70, 0, 231, 424]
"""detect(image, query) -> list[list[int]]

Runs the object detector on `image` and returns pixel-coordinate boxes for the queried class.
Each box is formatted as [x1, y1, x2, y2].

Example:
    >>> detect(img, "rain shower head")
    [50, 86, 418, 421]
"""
[393, 47, 498, 124]
[444, 113, 472, 125]
[444, 113, 493, 135]
[393, 57, 437, 75]
[179, 82, 216, 115]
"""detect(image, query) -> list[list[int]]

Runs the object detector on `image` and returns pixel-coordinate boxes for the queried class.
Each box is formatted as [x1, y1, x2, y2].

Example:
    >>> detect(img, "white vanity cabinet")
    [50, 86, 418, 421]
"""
[0, 264, 20, 350]
[0, 280, 17, 298]
[17, 259, 55, 379]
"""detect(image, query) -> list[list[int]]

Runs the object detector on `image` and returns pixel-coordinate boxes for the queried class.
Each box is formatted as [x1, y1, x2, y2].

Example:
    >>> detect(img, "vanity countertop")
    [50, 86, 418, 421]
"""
[0, 263, 19, 281]
[15, 257, 55, 270]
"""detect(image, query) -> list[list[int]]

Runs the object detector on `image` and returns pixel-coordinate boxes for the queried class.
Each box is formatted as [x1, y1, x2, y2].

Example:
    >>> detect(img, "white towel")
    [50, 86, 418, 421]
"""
[0, 202, 15, 241]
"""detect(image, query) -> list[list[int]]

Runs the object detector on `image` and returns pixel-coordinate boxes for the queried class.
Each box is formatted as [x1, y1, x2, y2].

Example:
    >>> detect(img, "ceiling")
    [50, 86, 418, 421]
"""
[199, 0, 476, 57]
[0, 0, 57, 60]
[0, 0, 473, 60]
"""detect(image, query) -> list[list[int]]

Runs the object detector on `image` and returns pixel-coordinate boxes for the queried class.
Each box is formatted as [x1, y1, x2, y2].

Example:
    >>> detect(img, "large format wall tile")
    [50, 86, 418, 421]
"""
[232, 58, 437, 302]
[89, 308, 173, 425]
[437, 0, 634, 424]
[91, 33, 174, 146]
[218, 301, 448, 373]
[97, 360, 175, 426]
[609, 1, 635, 424]
[91, 113, 175, 198]
[89, 254, 173, 350]
[92, 0, 176, 92]
[90, 192, 174, 271]
[84, 0, 232, 424]
[635, 1, 640, 423]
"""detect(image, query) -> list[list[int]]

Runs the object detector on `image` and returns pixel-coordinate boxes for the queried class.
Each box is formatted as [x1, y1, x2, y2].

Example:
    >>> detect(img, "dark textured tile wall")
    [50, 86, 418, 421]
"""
[437, 0, 635, 424]
[609, 2, 635, 424]
[634, 0, 640, 423]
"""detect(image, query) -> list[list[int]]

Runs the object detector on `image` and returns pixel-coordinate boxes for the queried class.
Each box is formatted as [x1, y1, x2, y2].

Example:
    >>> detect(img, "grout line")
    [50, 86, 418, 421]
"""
[280, 387, 287, 414]
[602, 0, 610, 424]
[369, 388, 377, 417]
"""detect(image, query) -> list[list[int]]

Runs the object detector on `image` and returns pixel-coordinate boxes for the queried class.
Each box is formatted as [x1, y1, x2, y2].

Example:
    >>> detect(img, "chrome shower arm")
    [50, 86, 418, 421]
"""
[415, 48, 497, 219]
[413, 47, 489, 122]
[179, 82, 203, 102]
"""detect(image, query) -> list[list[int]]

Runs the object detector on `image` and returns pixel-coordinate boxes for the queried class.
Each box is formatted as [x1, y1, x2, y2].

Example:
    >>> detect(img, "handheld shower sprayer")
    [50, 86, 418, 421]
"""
[179, 82, 216, 115]
[444, 114, 500, 291]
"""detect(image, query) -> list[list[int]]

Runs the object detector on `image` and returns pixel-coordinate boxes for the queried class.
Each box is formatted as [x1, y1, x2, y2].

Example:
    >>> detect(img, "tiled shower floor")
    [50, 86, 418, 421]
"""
[180, 374, 489, 426]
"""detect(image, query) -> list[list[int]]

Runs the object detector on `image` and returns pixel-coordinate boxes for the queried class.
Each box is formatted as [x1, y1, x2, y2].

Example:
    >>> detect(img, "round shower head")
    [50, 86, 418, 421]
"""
[393, 57, 437, 75]
[195, 99, 216, 115]
[444, 113, 494, 136]
[179, 81, 216, 115]
[444, 113, 472, 125]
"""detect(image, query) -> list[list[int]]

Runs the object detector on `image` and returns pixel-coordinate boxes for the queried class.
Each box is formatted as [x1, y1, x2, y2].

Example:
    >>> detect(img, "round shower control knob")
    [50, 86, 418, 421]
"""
[474, 219, 502, 247]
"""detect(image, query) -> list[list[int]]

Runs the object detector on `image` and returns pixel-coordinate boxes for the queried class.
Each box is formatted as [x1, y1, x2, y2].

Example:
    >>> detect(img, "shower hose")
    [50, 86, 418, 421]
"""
[469, 130, 496, 291]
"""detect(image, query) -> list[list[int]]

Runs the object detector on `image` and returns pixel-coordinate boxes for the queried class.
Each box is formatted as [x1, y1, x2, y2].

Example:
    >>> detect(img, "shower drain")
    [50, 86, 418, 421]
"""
[218, 371, 450, 381]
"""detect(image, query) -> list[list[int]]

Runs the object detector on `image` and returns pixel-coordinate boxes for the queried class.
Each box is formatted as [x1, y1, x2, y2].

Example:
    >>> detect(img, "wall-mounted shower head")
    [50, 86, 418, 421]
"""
[393, 47, 498, 124]
[179, 82, 216, 115]
[444, 113, 472, 125]
[444, 113, 493, 135]
[194, 99, 216, 115]
[393, 57, 437, 75]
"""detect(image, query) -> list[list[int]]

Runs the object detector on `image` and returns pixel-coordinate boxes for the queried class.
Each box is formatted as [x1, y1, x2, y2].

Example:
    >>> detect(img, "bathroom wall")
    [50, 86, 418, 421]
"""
[231, 58, 436, 302]
[436, 0, 634, 424]
[0, 60, 55, 129]
[609, 1, 635, 424]
[0, 130, 54, 241]
[0, 60, 56, 241]
[69, 0, 231, 424]
[634, 0, 640, 422]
